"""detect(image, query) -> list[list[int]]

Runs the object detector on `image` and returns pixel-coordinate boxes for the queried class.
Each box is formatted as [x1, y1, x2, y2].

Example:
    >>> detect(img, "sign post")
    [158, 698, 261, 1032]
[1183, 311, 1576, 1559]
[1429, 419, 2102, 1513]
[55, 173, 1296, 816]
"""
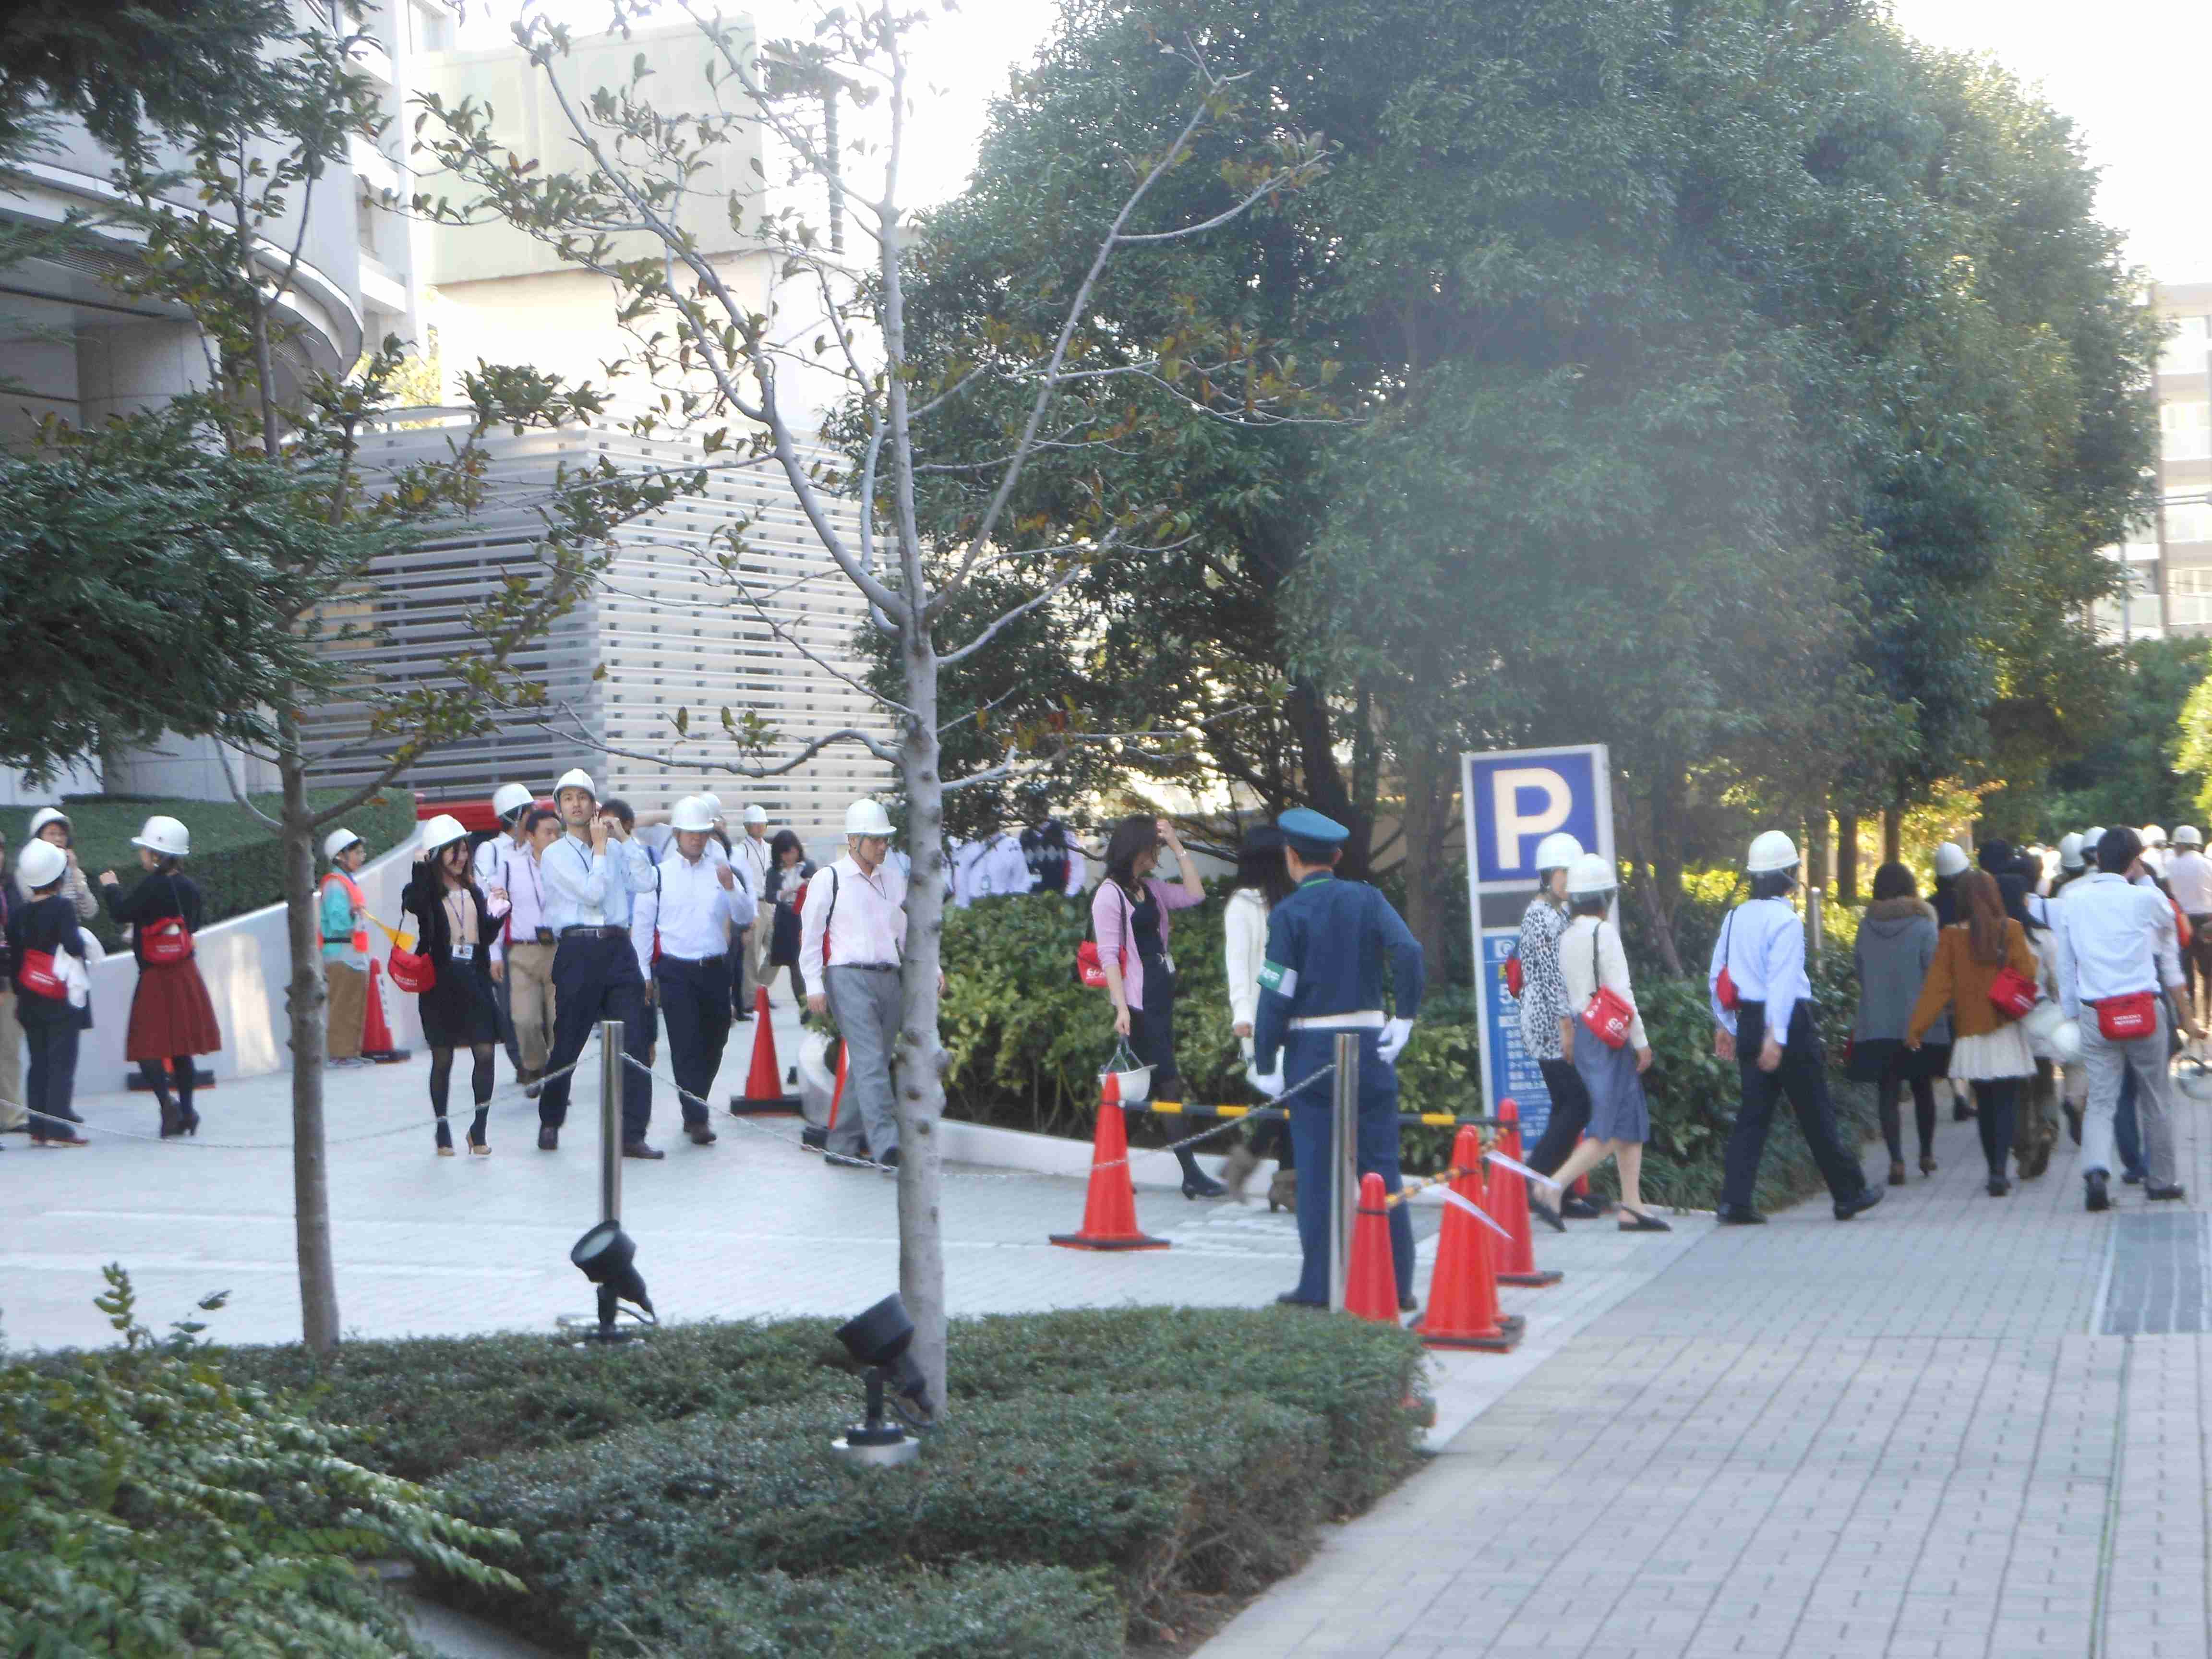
[1460, 745, 1615, 1144]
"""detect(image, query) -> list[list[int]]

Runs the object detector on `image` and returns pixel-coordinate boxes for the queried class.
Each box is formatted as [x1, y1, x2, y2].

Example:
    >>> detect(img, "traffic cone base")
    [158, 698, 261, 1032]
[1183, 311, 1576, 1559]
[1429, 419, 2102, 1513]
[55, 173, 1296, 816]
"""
[1342, 1172, 1401, 1323]
[731, 986, 801, 1115]
[1049, 1095, 1169, 1251]
[1488, 1098, 1563, 1290]
[1415, 1127, 1519, 1351]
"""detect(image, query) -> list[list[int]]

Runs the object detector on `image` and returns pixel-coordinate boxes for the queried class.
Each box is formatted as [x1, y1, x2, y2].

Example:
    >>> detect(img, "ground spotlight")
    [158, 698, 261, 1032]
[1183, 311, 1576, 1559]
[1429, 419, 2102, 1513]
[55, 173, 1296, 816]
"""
[830, 1293, 933, 1467]
[565, 1220, 656, 1344]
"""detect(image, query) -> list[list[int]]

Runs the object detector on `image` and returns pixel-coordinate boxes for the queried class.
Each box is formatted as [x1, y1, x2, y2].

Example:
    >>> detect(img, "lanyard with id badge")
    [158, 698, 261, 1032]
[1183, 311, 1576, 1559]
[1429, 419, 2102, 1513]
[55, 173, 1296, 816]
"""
[445, 892, 478, 963]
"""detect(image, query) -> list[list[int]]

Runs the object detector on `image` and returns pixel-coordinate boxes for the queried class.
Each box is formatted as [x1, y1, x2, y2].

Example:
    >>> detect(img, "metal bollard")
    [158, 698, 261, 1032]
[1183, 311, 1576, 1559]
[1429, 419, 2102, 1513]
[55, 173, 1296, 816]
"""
[599, 1020, 623, 1225]
[1329, 1033, 1358, 1314]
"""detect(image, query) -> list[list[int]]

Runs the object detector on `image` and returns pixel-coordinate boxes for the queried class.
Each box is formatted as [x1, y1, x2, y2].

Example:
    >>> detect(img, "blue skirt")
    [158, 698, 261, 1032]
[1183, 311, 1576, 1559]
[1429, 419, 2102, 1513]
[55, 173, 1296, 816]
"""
[1572, 1029, 1650, 1143]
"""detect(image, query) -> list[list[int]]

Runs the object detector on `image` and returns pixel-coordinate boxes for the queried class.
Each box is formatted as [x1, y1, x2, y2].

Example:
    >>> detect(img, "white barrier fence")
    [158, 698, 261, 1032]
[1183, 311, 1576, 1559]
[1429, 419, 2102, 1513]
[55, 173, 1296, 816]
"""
[71, 837, 427, 1089]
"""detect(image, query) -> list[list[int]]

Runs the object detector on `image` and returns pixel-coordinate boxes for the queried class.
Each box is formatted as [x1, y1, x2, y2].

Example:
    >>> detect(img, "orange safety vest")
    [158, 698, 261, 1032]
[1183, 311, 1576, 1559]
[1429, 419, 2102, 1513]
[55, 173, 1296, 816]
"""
[321, 869, 371, 955]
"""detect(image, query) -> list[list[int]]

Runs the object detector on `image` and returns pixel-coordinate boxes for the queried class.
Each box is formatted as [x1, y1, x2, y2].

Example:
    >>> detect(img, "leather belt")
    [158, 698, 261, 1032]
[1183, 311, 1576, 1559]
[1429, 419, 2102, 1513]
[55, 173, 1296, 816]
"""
[560, 925, 627, 939]
[1290, 1010, 1385, 1031]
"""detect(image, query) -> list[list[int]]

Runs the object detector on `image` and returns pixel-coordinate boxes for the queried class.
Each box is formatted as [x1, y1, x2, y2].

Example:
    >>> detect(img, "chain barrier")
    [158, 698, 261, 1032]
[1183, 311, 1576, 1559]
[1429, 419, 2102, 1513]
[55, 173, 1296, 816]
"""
[5, 1039, 598, 1152]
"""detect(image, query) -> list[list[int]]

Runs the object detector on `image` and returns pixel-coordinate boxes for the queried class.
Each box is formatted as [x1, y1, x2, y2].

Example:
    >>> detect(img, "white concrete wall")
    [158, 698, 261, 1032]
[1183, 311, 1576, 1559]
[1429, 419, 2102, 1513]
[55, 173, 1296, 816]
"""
[72, 837, 425, 1091]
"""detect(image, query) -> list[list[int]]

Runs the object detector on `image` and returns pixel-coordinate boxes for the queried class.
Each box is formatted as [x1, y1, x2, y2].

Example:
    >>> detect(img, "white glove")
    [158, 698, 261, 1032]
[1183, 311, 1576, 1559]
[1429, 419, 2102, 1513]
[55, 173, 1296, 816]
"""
[1245, 1062, 1286, 1099]
[1378, 1017, 1414, 1066]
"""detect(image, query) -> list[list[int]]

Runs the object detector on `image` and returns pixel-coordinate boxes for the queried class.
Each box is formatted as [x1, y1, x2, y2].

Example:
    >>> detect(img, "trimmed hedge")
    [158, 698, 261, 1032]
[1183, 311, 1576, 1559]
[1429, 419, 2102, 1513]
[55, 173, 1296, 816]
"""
[5, 790, 419, 948]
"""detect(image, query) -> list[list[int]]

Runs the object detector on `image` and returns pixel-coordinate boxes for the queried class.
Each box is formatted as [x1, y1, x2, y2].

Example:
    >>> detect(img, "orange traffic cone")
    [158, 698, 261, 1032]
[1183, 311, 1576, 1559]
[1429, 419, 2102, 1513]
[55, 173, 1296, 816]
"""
[1487, 1099, 1563, 1287]
[1050, 1090, 1169, 1251]
[730, 986, 800, 1115]
[1415, 1128, 1520, 1350]
[360, 959, 410, 1063]
[1343, 1173, 1400, 1323]
[803, 1040, 846, 1151]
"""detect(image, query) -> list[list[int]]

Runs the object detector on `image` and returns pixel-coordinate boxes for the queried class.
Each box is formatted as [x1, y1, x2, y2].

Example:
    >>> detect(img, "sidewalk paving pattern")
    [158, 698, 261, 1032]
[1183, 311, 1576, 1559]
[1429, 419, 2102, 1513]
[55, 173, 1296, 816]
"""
[8, 1003, 2209, 1659]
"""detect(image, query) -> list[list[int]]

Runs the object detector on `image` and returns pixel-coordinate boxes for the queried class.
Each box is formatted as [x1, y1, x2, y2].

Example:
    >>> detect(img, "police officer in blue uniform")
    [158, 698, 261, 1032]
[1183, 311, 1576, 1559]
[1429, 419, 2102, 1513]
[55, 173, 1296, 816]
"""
[1250, 808, 1425, 1310]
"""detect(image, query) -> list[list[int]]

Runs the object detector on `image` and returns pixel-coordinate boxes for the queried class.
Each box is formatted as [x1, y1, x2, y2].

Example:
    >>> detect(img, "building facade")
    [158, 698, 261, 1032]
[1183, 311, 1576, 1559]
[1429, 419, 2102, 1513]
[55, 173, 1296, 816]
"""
[2096, 279, 2212, 641]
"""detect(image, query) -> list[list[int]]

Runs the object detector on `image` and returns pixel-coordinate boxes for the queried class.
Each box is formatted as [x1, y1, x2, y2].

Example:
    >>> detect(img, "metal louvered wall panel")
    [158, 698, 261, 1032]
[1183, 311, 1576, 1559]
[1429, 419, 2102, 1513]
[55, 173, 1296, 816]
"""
[300, 422, 893, 844]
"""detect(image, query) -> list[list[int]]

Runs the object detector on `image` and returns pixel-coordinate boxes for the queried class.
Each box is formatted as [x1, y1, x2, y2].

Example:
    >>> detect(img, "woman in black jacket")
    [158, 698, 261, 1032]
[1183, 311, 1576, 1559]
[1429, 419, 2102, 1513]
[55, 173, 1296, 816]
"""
[402, 816, 502, 1155]
[10, 838, 92, 1146]
[98, 815, 221, 1137]
[761, 829, 815, 1013]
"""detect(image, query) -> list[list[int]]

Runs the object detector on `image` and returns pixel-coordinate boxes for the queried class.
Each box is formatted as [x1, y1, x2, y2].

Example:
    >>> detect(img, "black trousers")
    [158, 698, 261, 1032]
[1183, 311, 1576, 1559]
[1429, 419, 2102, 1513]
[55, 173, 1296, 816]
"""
[24, 1016, 80, 1129]
[1721, 1002, 1866, 1208]
[1975, 1076, 2021, 1177]
[1877, 1051, 1937, 1163]
[539, 933, 654, 1142]
[657, 955, 732, 1127]
[1528, 1056, 1595, 1176]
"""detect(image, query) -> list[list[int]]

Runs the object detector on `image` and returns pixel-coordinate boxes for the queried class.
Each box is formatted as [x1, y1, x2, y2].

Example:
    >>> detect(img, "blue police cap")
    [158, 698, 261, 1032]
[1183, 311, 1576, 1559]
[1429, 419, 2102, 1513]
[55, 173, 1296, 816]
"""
[1277, 808, 1349, 848]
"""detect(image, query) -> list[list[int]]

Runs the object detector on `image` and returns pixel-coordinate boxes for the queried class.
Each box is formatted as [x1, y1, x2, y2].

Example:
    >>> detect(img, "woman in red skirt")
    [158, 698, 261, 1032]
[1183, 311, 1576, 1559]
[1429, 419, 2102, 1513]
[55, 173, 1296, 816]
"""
[98, 815, 222, 1137]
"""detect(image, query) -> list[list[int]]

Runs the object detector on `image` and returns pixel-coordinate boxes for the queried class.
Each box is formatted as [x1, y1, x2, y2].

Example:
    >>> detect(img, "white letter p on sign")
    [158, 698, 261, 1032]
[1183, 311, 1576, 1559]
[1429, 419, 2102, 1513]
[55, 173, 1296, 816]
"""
[1492, 768, 1571, 869]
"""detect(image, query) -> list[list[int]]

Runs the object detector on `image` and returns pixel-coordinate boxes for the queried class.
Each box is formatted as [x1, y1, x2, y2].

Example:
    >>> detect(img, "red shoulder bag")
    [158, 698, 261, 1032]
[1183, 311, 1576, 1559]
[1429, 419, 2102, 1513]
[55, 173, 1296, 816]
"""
[1987, 964, 2039, 1020]
[16, 949, 67, 1000]
[1578, 928, 1636, 1050]
[1713, 911, 1740, 1011]
[140, 916, 193, 965]
[1503, 944, 1524, 999]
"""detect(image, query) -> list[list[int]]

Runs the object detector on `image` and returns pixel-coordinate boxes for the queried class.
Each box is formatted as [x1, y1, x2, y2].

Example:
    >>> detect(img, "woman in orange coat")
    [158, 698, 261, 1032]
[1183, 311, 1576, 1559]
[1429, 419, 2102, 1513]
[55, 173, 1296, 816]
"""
[1907, 868, 2038, 1196]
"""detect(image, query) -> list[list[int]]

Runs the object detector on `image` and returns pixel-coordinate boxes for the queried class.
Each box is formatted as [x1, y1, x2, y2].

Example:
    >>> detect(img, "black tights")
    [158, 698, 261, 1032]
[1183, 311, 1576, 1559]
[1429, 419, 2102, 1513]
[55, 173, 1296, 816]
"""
[1975, 1077, 2021, 1178]
[430, 1044, 496, 1119]
[1877, 1060, 1936, 1163]
[141, 1056, 196, 1124]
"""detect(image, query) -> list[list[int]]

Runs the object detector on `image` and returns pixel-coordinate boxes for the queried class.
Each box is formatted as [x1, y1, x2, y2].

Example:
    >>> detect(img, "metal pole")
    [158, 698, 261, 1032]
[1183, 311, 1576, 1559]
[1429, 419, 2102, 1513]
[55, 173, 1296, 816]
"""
[1329, 1033, 1358, 1314]
[599, 1019, 623, 1225]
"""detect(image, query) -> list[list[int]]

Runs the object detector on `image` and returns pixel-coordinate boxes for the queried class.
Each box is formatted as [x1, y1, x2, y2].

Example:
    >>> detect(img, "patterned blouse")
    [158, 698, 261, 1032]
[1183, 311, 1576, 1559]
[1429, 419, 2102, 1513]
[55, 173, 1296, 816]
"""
[1516, 894, 1571, 1061]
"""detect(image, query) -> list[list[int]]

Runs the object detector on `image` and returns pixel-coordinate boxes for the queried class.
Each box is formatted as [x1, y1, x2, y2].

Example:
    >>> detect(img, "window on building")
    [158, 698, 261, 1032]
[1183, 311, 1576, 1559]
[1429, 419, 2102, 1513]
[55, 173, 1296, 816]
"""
[2169, 566, 2212, 627]
[2163, 315, 2211, 379]
[2164, 402, 2212, 463]
[2168, 501, 2212, 546]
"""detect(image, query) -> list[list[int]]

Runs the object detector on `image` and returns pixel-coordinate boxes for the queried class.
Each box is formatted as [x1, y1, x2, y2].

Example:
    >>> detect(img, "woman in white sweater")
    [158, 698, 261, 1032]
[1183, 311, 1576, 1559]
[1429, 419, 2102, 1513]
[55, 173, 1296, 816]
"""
[20, 808, 99, 921]
[1546, 854, 1668, 1231]
[1220, 827, 1293, 1204]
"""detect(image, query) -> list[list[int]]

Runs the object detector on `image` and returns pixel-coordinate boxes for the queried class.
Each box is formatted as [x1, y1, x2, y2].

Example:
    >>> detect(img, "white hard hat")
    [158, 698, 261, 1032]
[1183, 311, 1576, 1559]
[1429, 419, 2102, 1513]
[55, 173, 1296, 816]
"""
[670, 794, 718, 833]
[492, 782, 534, 822]
[1933, 842, 1969, 878]
[844, 799, 895, 837]
[2057, 832, 2084, 870]
[2144, 824, 2167, 846]
[26, 806, 69, 839]
[743, 805, 768, 827]
[1564, 852, 1615, 898]
[1747, 830, 1799, 874]
[2176, 826, 2202, 848]
[554, 768, 597, 799]
[131, 815, 190, 858]
[420, 814, 470, 856]
[697, 792, 725, 819]
[2048, 1017, 2084, 1066]
[17, 839, 66, 890]
[323, 828, 362, 864]
[2085, 826, 2106, 847]
[1533, 831, 1584, 874]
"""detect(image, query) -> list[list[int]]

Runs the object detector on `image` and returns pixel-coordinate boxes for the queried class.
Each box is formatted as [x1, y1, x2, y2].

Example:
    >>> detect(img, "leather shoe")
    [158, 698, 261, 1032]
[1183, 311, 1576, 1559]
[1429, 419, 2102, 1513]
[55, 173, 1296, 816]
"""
[1834, 1186, 1884, 1221]
[686, 1123, 717, 1146]
[1561, 1196, 1603, 1221]
[2123, 1168, 2145, 1185]
[1717, 1204, 1767, 1226]
[1528, 1194, 1566, 1233]
[2146, 1183, 2187, 1202]
[621, 1141, 665, 1160]
[2085, 1170, 2110, 1212]
[537, 1126, 558, 1152]
[1274, 1292, 1326, 1310]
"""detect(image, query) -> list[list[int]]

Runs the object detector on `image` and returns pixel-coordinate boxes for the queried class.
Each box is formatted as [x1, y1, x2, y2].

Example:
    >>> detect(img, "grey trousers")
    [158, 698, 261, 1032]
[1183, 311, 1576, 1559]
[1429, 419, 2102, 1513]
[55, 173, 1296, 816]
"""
[824, 964, 902, 1159]
[2081, 1000, 2176, 1184]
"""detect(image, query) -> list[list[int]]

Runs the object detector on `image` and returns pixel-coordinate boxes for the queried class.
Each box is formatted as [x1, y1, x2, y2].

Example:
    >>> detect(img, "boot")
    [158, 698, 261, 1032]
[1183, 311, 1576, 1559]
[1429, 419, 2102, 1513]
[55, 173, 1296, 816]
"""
[1267, 1167, 1297, 1214]
[154, 1086, 183, 1139]
[1887, 1159, 1907, 1187]
[1219, 1141, 1263, 1204]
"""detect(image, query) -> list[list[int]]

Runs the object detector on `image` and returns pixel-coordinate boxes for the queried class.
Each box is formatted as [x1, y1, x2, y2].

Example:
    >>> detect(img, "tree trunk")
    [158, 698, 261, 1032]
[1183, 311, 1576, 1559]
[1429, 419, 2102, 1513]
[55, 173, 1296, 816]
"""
[1623, 763, 1687, 976]
[1807, 803, 1830, 897]
[896, 617, 949, 1416]
[279, 719, 340, 1356]
[1882, 804, 1902, 864]
[1396, 738, 1453, 974]
[1286, 677, 1369, 878]
[1837, 809, 1859, 904]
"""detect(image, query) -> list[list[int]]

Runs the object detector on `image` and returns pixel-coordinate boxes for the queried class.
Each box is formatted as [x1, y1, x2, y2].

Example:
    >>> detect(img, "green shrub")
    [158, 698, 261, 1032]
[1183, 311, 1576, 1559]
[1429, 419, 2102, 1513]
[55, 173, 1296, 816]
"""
[600, 1563, 1123, 1659]
[442, 1392, 1328, 1646]
[5, 790, 419, 947]
[0, 1270, 518, 1658]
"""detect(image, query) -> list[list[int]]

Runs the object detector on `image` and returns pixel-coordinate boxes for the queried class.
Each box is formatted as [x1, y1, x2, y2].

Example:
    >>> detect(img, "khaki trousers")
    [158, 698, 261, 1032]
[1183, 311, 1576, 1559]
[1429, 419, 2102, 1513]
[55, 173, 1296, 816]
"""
[325, 961, 368, 1061]
[505, 939, 558, 1072]
[0, 988, 23, 1129]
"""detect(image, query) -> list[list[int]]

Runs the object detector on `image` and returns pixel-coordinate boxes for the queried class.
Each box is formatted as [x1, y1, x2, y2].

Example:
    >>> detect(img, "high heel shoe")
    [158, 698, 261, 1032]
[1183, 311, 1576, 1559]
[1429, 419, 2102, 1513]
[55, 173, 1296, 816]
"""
[157, 1098, 182, 1139]
[1887, 1159, 1907, 1187]
[1180, 1167, 1227, 1200]
[180, 1107, 199, 1137]
[468, 1111, 491, 1156]
[1919, 1154, 1938, 1177]
[435, 1118, 455, 1157]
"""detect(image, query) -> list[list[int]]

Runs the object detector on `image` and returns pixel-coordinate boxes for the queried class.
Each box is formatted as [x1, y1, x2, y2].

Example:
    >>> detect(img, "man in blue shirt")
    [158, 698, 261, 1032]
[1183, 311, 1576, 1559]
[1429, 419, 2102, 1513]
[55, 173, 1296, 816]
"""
[537, 769, 660, 1157]
[1251, 808, 1425, 1310]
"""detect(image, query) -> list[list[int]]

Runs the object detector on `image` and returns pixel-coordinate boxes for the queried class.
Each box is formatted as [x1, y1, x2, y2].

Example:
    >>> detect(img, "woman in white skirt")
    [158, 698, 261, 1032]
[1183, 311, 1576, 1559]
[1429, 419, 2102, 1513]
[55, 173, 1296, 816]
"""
[1906, 868, 2037, 1195]
[1547, 854, 1669, 1231]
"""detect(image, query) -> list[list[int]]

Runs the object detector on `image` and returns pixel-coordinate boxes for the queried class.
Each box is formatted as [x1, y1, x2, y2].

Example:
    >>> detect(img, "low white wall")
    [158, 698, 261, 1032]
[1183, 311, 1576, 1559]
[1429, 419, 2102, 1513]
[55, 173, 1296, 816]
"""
[76, 838, 425, 1089]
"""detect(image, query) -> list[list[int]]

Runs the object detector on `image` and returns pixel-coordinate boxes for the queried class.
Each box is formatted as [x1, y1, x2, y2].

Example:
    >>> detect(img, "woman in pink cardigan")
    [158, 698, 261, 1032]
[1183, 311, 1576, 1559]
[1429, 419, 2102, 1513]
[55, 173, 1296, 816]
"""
[1093, 813, 1220, 1197]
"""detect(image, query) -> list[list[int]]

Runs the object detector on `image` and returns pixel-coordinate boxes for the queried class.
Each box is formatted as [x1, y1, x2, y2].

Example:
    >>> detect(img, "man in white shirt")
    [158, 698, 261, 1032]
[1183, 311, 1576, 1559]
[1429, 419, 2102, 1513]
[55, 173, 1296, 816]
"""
[734, 804, 773, 1015]
[2167, 825, 2212, 1024]
[487, 807, 562, 1091]
[536, 769, 659, 1158]
[474, 783, 538, 1076]
[2053, 826, 2203, 1209]
[801, 799, 913, 1166]
[632, 796, 756, 1145]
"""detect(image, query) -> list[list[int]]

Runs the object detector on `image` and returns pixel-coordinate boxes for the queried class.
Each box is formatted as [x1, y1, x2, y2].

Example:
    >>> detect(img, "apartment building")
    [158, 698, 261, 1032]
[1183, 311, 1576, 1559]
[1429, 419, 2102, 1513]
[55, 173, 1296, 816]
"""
[2097, 279, 2212, 640]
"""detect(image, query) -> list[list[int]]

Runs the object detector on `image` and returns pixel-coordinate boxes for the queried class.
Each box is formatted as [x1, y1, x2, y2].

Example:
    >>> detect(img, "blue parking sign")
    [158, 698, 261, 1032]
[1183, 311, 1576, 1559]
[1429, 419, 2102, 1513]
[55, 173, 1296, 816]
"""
[1461, 745, 1613, 1129]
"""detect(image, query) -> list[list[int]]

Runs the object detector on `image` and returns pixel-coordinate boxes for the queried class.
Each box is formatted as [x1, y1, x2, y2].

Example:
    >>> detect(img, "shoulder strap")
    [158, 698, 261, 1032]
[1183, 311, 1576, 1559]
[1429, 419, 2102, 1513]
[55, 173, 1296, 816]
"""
[822, 866, 841, 964]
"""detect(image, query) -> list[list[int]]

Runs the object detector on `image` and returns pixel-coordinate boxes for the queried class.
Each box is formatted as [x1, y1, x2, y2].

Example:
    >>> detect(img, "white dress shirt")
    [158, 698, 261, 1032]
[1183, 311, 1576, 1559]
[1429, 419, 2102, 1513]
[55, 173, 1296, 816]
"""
[975, 831, 1035, 899]
[633, 845, 753, 966]
[734, 831, 772, 906]
[1224, 887, 1268, 1045]
[1707, 897, 1811, 1039]
[800, 853, 908, 984]
[481, 839, 552, 964]
[949, 839, 988, 907]
[2051, 871, 2184, 1023]
[542, 831, 639, 934]
[2167, 849, 2212, 914]
[1562, 914, 1649, 1051]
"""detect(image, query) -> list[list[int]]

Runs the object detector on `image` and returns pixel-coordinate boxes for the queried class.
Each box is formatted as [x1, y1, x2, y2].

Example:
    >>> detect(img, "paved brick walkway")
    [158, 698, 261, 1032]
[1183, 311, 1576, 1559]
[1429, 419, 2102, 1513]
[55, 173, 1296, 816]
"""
[1199, 1085, 2212, 1659]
